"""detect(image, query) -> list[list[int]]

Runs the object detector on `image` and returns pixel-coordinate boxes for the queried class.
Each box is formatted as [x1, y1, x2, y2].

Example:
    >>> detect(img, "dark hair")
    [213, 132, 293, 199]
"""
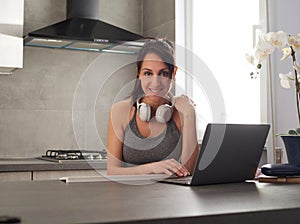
[130, 38, 175, 104]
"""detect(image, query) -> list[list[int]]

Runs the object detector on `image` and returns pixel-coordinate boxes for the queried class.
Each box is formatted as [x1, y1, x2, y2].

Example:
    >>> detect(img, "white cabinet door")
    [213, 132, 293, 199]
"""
[0, 0, 24, 26]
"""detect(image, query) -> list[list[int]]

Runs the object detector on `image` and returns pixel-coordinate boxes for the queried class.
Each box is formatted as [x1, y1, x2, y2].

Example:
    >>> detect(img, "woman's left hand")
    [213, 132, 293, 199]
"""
[174, 95, 196, 116]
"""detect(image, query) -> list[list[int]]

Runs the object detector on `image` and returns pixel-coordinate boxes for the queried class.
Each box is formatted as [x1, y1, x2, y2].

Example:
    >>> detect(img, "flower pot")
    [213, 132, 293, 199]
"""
[280, 135, 300, 167]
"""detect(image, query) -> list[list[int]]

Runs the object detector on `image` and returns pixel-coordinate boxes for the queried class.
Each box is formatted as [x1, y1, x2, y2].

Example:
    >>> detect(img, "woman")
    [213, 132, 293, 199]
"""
[107, 38, 199, 177]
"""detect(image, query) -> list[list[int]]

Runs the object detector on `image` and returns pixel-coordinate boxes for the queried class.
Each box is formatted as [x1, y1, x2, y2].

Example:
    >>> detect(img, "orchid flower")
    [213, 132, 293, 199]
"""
[279, 72, 293, 88]
[254, 37, 274, 61]
[289, 33, 300, 50]
[280, 47, 292, 61]
[245, 53, 256, 65]
[265, 31, 288, 48]
[247, 30, 300, 125]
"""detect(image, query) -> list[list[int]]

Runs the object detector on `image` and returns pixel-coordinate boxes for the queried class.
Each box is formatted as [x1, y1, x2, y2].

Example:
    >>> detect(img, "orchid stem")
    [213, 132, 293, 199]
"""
[291, 46, 300, 126]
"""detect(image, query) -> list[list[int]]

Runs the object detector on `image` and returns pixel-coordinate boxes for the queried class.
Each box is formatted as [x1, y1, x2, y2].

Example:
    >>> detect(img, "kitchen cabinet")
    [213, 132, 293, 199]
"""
[32, 170, 105, 181]
[0, 0, 24, 74]
[0, 171, 31, 181]
[0, 158, 107, 181]
[0, 170, 105, 182]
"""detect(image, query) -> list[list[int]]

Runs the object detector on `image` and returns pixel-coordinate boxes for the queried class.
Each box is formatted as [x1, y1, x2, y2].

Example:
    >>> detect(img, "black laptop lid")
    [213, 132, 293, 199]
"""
[190, 123, 270, 185]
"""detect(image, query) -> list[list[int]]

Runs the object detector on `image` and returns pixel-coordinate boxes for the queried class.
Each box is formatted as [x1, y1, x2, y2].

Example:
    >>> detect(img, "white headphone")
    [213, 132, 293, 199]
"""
[136, 94, 175, 123]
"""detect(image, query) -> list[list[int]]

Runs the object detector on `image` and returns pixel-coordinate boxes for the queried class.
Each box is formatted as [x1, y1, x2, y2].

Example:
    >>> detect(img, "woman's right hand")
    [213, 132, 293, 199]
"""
[146, 159, 190, 177]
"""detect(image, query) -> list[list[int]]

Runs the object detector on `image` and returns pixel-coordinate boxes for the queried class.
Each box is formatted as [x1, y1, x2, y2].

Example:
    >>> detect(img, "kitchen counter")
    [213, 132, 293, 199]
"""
[0, 158, 107, 172]
[0, 179, 299, 224]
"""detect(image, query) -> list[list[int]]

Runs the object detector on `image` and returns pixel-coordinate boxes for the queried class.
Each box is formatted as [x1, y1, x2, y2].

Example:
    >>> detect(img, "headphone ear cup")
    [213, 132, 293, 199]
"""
[138, 103, 151, 122]
[156, 105, 173, 123]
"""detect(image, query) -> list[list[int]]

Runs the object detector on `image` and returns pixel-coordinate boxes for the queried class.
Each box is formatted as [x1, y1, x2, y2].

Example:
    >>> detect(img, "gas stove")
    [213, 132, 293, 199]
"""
[38, 149, 107, 163]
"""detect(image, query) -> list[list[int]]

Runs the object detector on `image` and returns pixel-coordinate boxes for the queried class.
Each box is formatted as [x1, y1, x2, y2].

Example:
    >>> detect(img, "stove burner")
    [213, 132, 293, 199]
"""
[42, 149, 107, 161]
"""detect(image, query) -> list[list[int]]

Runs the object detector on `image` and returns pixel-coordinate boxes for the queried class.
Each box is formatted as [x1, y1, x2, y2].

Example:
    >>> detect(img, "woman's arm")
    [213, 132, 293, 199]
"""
[174, 95, 199, 174]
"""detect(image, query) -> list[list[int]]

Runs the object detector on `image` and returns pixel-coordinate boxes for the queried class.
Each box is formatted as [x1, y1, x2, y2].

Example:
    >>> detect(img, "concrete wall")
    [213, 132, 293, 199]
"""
[0, 0, 175, 158]
[100, 0, 142, 34]
[24, 0, 67, 37]
[143, 0, 175, 42]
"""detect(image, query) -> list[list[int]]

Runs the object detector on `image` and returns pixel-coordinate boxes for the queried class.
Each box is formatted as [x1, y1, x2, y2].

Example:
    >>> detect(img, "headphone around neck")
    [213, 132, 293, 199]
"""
[136, 94, 175, 123]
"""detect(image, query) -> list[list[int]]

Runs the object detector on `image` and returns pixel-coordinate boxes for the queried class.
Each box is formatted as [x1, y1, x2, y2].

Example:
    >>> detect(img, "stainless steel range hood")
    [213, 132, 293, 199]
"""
[24, 0, 144, 54]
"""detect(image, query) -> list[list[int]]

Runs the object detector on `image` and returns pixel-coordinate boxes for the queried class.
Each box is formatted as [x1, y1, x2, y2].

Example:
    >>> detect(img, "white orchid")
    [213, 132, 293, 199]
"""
[247, 30, 300, 125]
[288, 33, 300, 49]
[265, 31, 288, 48]
[279, 72, 293, 88]
[254, 37, 274, 61]
[245, 53, 256, 65]
[280, 47, 292, 61]
[247, 30, 298, 76]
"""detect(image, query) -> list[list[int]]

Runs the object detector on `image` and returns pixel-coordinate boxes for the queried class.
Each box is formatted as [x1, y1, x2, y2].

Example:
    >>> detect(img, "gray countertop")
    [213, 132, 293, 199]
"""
[0, 179, 299, 224]
[0, 158, 107, 172]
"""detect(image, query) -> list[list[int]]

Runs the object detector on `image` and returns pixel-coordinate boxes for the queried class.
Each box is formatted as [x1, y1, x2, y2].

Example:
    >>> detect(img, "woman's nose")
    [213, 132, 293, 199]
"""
[150, 75, 162, 84]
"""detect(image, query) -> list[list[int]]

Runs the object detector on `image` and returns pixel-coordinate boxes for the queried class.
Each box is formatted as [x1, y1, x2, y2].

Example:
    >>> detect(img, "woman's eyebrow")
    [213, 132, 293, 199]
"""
[141, 68, 152, 71]
[141, 67, 169, 71]
[159, 68, 169, 71]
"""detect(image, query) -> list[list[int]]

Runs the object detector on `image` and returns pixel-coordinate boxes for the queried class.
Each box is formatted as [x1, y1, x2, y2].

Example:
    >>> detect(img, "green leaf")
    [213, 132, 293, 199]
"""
[296, 128, 300, 134]
[288, 129, 299, 135]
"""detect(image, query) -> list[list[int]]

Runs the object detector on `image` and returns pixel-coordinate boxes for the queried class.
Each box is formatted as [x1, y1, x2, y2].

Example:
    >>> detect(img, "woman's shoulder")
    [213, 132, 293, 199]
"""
[111, 98, 132, 112]
[110, 98, 134, 121]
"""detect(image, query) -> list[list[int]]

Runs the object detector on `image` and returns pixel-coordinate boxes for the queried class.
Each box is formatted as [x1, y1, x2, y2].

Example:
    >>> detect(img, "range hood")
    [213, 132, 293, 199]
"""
[24, 0, 144, 54]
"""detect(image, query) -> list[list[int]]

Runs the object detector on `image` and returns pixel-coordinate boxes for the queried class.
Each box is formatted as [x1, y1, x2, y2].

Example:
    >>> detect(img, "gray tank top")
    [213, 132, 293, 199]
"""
[122, 108, 182, 166]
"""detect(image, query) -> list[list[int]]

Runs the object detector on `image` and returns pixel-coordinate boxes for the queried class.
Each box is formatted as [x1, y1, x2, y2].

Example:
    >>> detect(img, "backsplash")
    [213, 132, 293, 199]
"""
[0, 46, 138, 157]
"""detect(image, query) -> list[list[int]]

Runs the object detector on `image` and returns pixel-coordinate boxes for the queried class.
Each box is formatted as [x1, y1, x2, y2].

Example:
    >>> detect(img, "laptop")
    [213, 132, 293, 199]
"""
[159, 123, 270, 186]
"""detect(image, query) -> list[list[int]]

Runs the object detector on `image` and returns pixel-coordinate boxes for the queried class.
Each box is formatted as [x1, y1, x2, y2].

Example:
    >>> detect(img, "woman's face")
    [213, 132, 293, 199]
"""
[139, 53, 175, 104]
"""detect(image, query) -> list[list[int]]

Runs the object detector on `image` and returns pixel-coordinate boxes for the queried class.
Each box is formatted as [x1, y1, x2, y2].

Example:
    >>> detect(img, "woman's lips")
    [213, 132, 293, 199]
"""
[148, 88, 163, 95]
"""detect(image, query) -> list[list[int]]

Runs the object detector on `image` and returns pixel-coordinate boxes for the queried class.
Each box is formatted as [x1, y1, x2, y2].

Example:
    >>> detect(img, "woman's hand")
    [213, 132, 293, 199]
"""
[146, 159, 190, 177]
[174, 95, 196, 116]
